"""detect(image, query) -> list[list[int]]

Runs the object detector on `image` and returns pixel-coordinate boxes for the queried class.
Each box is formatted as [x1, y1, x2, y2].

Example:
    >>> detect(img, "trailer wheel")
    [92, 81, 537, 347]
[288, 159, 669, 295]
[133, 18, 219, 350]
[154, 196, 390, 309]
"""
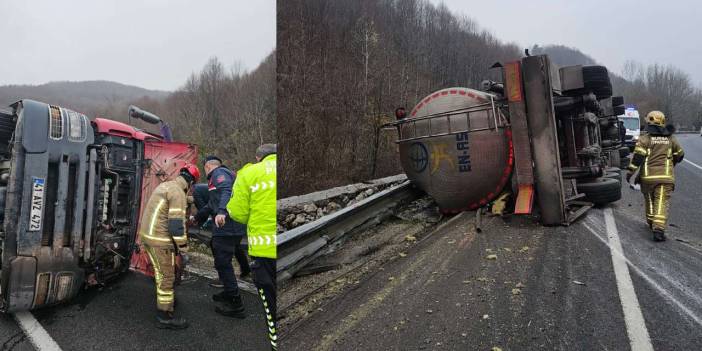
[619, 146, 630, 158]
[577, 177, 621, 205]
[604, 167, 622, 183]
[582, 66, 613, 99]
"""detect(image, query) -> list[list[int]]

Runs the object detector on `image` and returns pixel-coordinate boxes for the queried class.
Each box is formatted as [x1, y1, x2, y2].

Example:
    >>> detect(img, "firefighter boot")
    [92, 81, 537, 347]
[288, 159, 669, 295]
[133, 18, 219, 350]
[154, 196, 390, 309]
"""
[156, 310, 189, 329]
[652, 229, 666, 242]
[215, 295, 246, 318]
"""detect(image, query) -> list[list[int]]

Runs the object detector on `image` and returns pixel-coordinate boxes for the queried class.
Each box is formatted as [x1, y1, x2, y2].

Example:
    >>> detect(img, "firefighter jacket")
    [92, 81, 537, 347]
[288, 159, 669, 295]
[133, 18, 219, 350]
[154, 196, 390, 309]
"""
[227, 154, 276, 259]
[628, 125, 684, 184]
[194, 166, 246, 237]
[139, 176, 189, 251]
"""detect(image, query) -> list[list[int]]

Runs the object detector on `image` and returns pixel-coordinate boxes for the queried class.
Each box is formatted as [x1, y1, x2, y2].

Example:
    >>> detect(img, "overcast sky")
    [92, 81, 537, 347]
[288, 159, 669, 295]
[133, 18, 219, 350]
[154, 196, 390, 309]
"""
[429, 0, 702, 88]
[0, 0, 275, 91]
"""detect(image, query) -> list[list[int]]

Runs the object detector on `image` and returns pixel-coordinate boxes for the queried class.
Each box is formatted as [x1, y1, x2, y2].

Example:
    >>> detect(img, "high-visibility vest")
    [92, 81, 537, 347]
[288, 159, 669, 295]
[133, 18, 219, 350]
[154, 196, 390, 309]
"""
[227, 154, 276, 259]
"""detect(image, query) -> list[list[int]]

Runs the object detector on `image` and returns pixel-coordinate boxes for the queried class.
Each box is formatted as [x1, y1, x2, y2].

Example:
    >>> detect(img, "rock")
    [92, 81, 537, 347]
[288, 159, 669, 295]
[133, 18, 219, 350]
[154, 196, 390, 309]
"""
[512, 288, 522, 295]
[285, 213, 296, 225]
[291, 214, 307, 227]
[355, 192, 367, 201]
[303, 203, 318, 214]
[404, 235, 417, 242]
[364, 188, 375, 196]
[325, 201, 341, 213]
[314, 199, 329, 208]
[485, 254, 497, 260]
[316, 208, 324, 218]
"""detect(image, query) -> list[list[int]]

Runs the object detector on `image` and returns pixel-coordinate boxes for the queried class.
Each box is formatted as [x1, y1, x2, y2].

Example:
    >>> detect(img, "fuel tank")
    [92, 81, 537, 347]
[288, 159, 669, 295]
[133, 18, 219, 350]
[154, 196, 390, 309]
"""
[398, 87, 513, 213]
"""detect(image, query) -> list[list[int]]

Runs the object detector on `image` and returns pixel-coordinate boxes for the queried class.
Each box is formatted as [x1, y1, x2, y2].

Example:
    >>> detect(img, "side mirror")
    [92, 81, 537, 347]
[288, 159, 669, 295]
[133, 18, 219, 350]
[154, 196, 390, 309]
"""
[128, 105, 161, 124]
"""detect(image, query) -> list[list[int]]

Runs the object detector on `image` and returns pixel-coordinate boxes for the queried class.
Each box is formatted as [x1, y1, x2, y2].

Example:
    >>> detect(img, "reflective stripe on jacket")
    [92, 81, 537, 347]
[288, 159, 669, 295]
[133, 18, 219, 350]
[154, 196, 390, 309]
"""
[227, 154, 276, 259]
[628, 133, 684, 184]
[139, 176, 189, 249]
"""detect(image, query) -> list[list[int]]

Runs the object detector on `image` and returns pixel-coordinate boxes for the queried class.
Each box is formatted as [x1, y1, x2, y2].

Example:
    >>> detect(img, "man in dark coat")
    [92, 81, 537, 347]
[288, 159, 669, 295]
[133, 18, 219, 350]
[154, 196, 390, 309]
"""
[194, 156, 250, 317]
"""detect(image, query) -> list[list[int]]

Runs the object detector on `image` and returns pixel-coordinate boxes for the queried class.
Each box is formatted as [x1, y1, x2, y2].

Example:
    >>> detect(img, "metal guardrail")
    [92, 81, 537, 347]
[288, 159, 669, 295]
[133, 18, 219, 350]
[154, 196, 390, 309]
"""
[277, 181, 421, 284]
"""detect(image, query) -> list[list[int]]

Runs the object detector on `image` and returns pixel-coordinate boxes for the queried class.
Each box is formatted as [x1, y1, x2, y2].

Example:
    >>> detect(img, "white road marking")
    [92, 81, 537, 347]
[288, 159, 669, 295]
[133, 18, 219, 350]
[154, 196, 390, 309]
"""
[13, 311, 62, 351]
[584, 220, 702, 328]
[683, 159, 702, 171]
[602, 208, 654, 351]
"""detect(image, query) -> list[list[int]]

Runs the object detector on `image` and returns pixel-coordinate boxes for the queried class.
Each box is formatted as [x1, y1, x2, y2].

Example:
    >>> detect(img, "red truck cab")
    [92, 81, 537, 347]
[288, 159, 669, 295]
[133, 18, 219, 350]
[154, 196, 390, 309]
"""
[0, 100, 197, 312]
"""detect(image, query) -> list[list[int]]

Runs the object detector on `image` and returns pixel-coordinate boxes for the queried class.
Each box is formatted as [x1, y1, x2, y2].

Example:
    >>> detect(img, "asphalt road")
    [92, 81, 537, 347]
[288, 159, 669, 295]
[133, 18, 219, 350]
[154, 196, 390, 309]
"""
[282, 133, 702, 350]
[1, 270, 269, 351]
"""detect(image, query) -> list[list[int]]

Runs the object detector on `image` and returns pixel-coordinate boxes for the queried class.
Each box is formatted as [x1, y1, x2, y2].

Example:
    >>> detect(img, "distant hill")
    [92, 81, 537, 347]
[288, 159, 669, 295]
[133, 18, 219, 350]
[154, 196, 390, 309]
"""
[530, 44, 598, 67]
[0, 80, 169, 121]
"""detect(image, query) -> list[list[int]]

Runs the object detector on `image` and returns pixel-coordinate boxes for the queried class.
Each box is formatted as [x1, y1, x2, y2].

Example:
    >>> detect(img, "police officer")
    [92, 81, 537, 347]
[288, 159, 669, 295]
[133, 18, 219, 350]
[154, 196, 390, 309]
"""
[194, 155, 249, 317]
[228, 144, 277, 350]
[626, 111, 684, 241]
[139, 164, 199, 329]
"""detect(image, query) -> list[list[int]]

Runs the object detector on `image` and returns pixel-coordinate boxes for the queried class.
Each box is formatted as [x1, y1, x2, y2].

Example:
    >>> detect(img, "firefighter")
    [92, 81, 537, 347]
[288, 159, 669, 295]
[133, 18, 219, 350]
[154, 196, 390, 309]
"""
[194, 155, 250, 317]
[227, 144, 277, 350]
[626, 110, 684, 241]
[139, 164, 200, 329]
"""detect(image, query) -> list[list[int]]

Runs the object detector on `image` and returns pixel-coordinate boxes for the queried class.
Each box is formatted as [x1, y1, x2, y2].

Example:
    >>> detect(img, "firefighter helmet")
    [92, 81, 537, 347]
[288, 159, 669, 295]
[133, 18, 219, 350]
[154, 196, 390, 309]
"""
[180, 163, 201, 182]
[646, 110, 666, 126]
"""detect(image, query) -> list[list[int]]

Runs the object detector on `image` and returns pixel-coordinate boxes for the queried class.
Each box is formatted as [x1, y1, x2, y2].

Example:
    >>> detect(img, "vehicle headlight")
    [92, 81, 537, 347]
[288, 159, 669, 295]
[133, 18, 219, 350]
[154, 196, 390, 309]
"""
[66, 109, 87, 141]
[633, 135, 639, 140]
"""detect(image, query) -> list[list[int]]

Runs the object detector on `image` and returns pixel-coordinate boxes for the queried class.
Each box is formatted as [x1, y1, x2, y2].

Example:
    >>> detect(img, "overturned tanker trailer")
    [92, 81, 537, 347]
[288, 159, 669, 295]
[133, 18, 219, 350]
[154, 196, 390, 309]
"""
[390, 54, 626, 225]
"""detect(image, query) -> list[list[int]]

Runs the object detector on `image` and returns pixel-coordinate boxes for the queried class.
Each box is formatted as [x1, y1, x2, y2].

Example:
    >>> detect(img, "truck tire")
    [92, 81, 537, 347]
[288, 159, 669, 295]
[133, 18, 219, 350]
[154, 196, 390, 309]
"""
[577, 177, 621, 205]
[582, 66, 612, 99]
[604, 167, 622, 183]
[619, 146, 630, 158]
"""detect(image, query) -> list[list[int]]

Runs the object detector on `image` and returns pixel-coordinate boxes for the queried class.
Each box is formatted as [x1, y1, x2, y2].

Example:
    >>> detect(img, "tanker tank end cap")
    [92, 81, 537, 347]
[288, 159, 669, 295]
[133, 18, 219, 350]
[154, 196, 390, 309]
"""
[128, 105, 161, 125]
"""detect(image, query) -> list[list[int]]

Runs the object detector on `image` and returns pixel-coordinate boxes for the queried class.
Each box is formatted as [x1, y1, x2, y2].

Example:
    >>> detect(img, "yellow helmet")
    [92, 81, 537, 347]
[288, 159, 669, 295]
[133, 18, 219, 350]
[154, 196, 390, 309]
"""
[646, 110, 666, 126]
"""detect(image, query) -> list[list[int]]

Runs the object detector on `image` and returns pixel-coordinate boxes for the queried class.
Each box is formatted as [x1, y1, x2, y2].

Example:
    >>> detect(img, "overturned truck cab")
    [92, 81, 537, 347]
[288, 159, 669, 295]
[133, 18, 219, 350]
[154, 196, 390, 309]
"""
[0, 100, 197, 312]
[391, 54, 626, 225]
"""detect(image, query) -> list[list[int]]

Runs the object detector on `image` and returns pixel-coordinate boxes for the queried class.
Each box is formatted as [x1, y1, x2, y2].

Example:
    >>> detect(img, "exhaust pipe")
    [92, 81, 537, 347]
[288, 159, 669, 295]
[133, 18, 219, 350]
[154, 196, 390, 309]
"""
[128, 105, 161, 124]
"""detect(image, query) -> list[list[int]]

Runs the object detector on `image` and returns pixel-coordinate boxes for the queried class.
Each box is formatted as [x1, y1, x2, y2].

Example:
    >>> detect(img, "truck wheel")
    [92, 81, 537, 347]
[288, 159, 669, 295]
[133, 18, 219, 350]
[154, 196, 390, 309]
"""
[604, 167, 622, 183]
[582, 66, 613, 99]
[577, 177, 621, 205]
[619, 146, 630, 158]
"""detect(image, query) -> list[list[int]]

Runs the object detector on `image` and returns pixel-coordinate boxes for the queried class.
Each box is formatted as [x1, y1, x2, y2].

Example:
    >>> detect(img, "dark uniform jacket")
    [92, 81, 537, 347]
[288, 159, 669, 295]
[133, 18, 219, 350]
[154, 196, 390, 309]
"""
[195, 166, 245, 237]
[629, 125, 684, 185]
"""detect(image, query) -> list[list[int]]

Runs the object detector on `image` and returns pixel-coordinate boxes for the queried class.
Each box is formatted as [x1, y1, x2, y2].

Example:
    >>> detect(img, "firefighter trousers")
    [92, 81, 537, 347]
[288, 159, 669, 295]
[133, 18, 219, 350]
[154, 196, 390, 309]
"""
[642, 183, 674, 232]
[251, 257, 276, 350]
[144, 244, 176, 312]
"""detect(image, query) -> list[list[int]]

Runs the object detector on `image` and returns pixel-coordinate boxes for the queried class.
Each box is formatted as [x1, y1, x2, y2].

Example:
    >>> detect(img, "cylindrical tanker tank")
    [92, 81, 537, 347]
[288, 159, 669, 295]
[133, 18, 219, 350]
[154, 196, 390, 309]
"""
[397, 87, 513, 213]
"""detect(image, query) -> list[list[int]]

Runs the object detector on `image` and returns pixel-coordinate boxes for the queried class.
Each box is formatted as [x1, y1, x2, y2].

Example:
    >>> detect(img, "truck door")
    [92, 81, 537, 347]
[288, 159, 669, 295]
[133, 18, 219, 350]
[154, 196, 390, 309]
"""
[129, 140, 198, 275]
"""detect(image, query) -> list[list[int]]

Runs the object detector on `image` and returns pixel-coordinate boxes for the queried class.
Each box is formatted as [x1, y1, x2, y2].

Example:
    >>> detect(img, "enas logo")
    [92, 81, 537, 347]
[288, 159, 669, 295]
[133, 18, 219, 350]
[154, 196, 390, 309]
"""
[409, 142, 428, 173]
[29, 177, 46, 231]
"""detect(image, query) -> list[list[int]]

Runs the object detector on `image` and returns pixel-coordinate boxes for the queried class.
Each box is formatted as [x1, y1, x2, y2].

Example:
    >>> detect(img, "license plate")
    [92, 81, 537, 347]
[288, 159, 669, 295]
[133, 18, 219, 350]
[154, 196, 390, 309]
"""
[29, 177, 45, 231]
